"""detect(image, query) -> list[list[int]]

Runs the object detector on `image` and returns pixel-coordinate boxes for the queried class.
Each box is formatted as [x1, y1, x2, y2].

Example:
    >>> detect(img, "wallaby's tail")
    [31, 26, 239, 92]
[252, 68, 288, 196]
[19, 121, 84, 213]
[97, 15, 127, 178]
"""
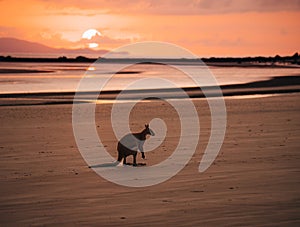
[117, 154, 124, 166]
[117, 151, 124, 166]
[117, 158, 124, 166]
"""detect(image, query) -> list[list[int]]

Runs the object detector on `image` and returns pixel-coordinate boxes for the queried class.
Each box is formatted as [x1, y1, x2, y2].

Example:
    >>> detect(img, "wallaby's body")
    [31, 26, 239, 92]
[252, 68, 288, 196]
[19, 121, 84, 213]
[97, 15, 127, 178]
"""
[117, 124, 155, 166]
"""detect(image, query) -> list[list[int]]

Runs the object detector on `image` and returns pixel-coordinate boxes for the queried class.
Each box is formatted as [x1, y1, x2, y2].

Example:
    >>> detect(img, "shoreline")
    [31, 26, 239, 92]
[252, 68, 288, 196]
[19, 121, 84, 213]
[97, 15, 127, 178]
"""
[0, 75, 299, 106]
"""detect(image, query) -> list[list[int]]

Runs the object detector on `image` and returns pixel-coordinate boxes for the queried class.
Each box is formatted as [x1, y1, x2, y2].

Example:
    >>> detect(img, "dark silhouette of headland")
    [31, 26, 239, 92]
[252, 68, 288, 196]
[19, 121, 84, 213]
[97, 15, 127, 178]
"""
[0, 52, 299, 67]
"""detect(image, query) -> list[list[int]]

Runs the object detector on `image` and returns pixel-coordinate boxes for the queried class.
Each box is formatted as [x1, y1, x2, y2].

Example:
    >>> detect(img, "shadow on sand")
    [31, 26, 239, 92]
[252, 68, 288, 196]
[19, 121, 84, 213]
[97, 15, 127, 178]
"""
[89, 162, 146, 168]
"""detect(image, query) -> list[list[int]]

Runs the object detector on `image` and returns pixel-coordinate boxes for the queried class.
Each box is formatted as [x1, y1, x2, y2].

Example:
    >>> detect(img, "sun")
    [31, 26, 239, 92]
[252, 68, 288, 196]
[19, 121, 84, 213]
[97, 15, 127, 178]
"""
[82, 29, 101, 40]
[82, 29, 101, 48]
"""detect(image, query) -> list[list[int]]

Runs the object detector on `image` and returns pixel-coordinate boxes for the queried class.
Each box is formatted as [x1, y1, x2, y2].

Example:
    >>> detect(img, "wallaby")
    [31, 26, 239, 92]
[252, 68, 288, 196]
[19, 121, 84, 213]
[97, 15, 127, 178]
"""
[117, 124, 155, 166]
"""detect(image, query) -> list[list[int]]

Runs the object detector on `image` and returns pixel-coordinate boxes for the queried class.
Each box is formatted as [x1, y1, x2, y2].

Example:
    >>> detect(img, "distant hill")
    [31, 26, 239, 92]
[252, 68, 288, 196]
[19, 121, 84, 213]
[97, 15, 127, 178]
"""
[0, 37, 108, 55]
[0, 37, 55, 53]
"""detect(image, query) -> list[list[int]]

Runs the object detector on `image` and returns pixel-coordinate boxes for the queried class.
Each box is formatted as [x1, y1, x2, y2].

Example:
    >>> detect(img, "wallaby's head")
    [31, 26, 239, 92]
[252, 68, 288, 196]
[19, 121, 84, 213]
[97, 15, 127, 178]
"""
[145, 124, 155, 136]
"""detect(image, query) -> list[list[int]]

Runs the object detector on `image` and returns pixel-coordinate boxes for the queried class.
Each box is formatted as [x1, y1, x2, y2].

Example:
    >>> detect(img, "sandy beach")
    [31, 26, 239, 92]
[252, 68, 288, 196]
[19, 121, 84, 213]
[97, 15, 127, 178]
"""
[0, 89, 299, 226]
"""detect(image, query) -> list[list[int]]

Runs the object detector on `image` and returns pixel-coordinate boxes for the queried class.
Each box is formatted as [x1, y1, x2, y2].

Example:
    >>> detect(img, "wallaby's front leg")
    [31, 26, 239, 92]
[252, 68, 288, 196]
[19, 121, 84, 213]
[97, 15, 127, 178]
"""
[133, 153, 137, 166]
[123, 156, 127, 165]
[138, 143, 146, 159]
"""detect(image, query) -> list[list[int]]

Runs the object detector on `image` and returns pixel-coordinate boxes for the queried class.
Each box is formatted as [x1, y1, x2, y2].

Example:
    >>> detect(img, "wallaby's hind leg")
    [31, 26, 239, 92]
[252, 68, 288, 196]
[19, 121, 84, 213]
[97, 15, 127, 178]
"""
[117, 152, 123, 162]
[123, 156, 127, 165]
[117, 142, 123, 162]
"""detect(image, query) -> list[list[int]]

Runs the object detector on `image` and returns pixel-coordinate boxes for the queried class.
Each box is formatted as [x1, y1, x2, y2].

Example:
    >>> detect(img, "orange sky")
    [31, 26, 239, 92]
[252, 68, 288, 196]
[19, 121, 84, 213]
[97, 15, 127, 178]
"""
[0, 0, 299, 57]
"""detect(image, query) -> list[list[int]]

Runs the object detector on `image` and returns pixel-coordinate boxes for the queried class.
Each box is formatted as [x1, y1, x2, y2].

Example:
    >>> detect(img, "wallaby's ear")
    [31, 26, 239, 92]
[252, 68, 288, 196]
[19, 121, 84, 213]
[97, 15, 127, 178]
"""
[145, 124, 149, 128]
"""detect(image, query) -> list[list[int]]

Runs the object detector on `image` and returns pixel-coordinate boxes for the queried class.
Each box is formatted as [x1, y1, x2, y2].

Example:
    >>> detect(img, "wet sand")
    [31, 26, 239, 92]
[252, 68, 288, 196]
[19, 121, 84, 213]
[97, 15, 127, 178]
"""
[0, 75, 299, 106]
[0, 91, 299, 226]
[0, 68, 54, 74]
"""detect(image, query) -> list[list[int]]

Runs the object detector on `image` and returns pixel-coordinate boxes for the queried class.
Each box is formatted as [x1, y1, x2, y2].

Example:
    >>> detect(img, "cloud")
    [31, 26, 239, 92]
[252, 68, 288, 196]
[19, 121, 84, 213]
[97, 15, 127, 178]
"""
[195, 0, 300, 14]
[76, 32, 133, 49]
[40, 0, 300, 15]
[0, 26, 25, 37]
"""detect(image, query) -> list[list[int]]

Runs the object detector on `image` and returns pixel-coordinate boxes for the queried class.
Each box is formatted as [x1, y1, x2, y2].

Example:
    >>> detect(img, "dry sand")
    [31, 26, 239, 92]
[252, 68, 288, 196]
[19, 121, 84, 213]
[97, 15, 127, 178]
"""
[0, 93, 299, 226]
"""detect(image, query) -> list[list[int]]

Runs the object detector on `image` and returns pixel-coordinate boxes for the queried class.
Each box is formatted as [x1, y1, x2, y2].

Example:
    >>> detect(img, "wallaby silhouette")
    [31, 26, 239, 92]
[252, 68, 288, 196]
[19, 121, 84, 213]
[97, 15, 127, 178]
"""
[117, 124, 155, 166]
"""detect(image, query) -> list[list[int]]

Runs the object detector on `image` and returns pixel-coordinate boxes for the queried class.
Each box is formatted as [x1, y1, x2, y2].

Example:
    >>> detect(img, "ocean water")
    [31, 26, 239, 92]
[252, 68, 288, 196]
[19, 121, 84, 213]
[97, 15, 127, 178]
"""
[0, 61, 299, 94]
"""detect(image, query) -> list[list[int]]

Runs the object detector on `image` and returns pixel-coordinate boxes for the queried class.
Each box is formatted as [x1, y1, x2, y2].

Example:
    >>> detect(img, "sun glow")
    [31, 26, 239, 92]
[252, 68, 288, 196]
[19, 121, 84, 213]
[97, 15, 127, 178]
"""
[88, 43, 98, 48]
[87, 66, 95, 71]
